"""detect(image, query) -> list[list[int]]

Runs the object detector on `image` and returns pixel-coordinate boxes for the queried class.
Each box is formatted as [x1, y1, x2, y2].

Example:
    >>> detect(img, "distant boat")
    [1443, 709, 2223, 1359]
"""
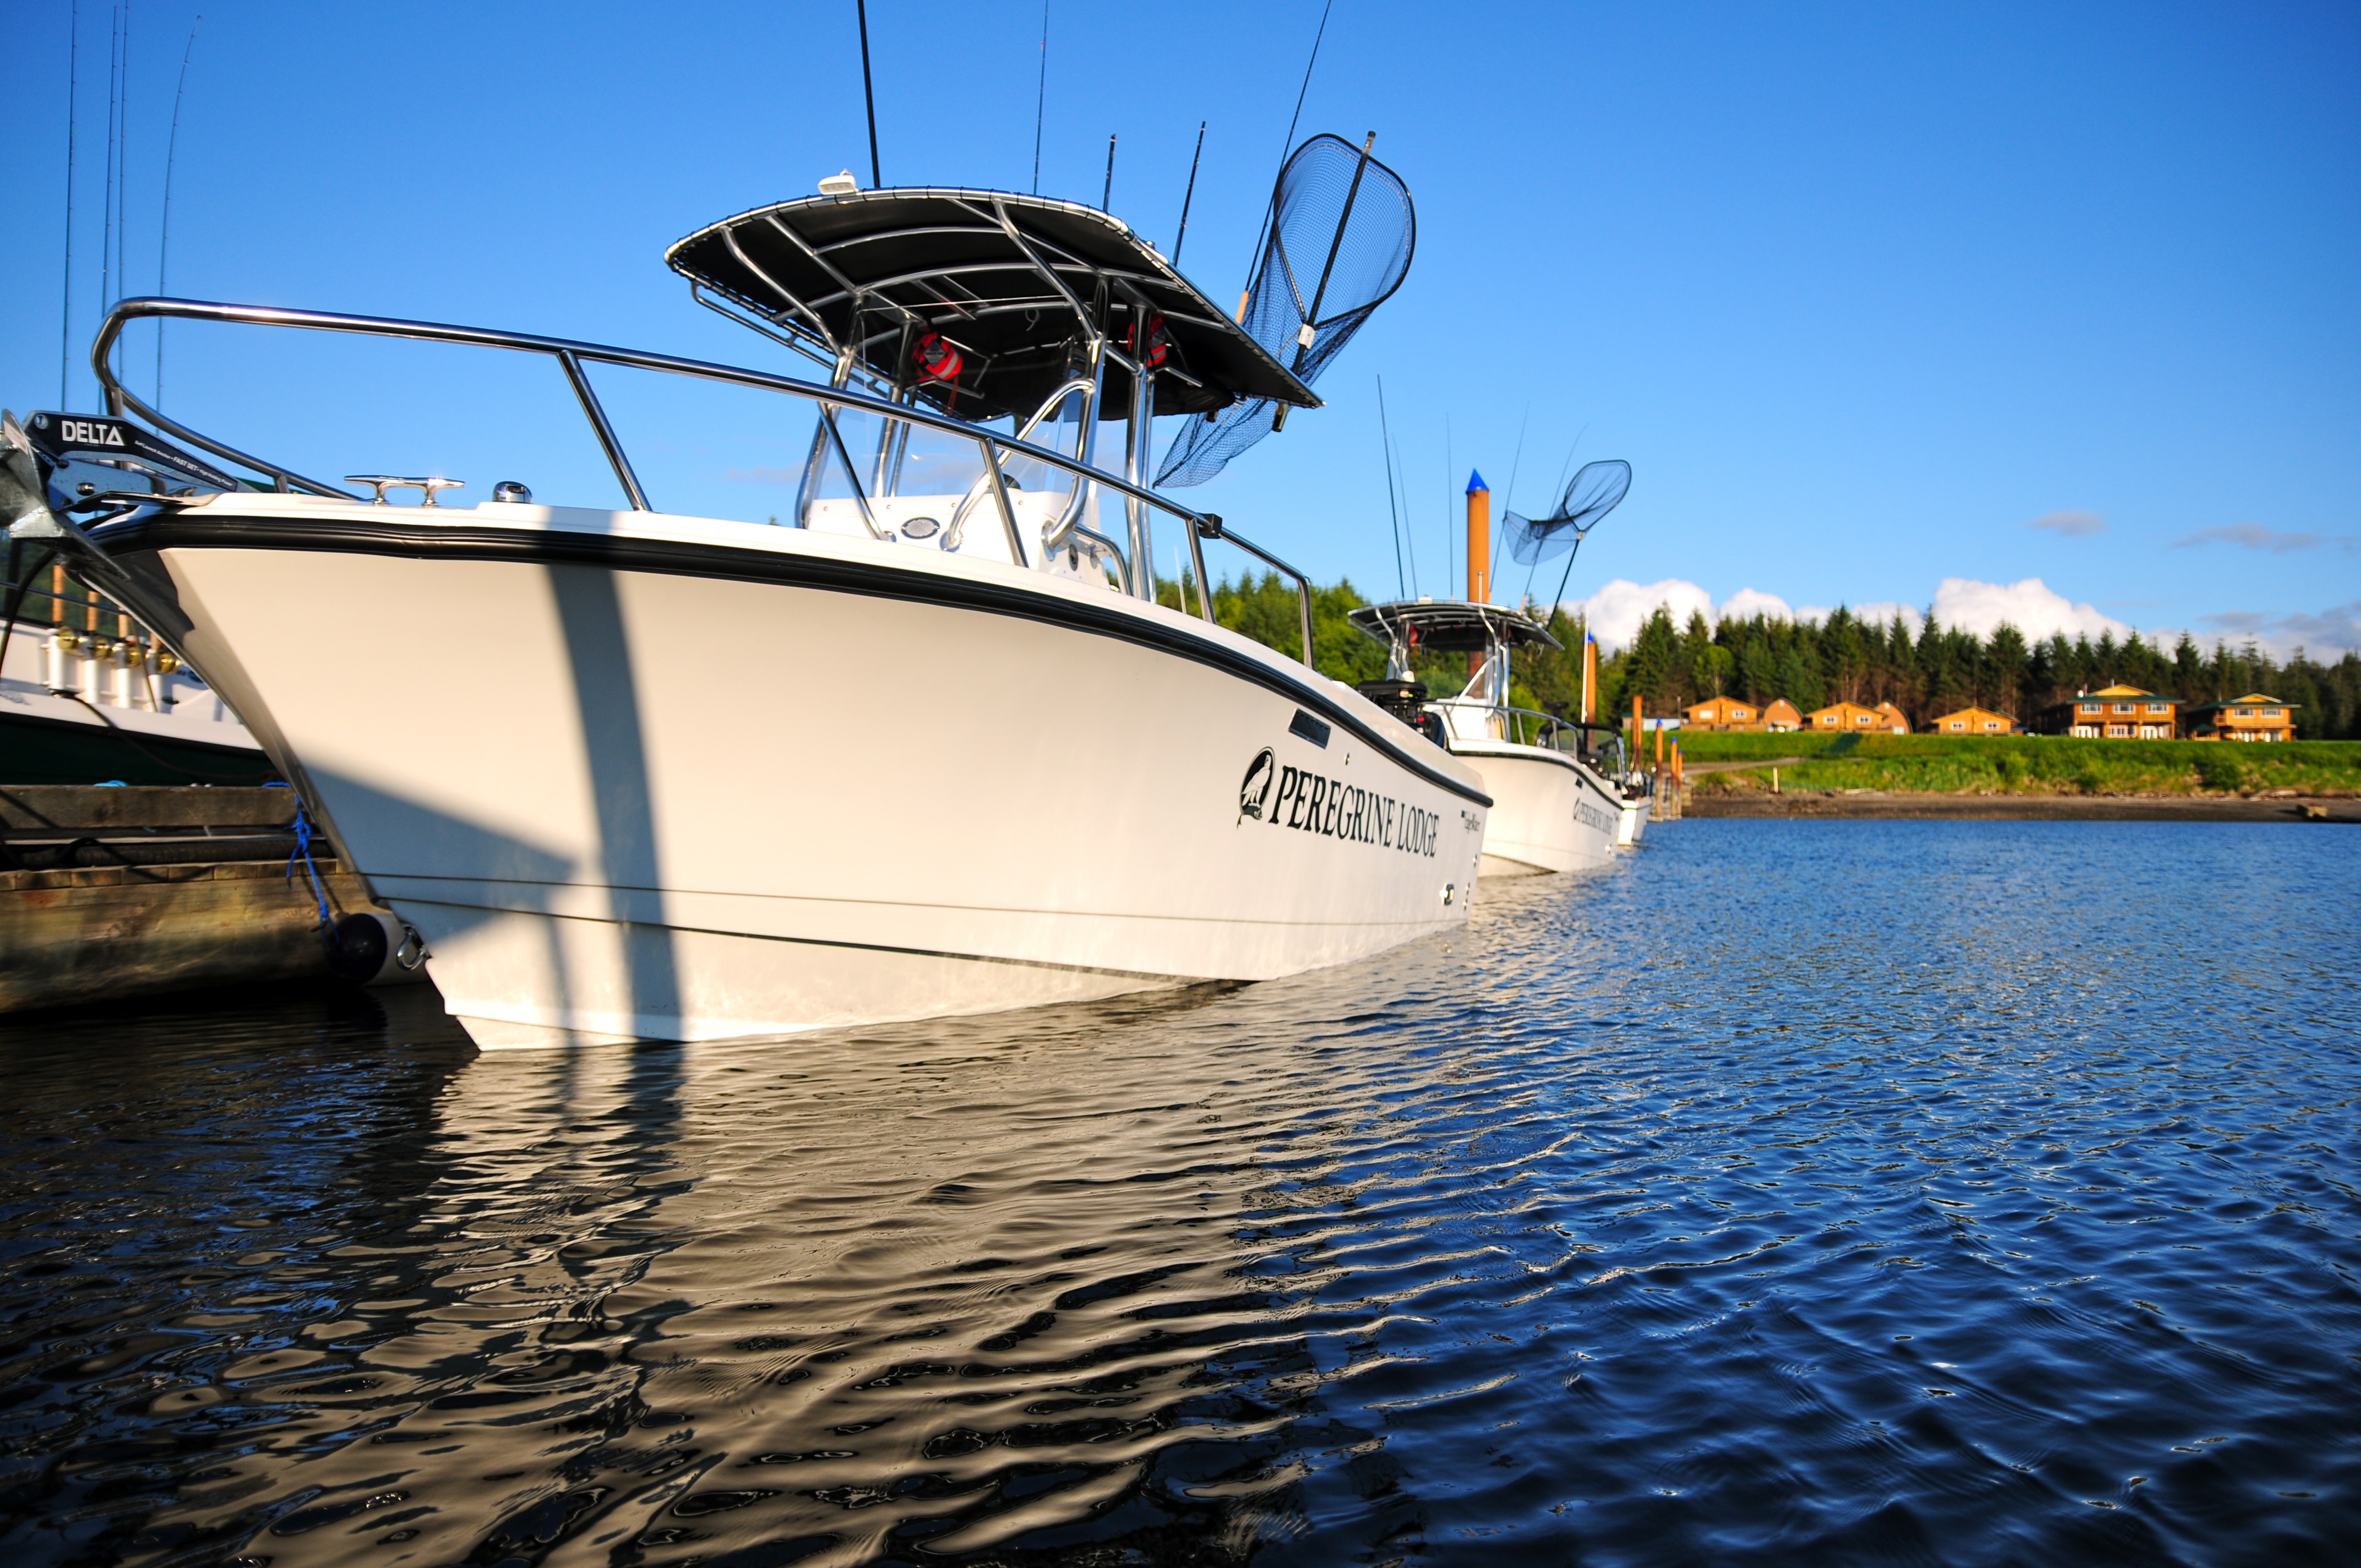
[1348, 601, 1639, 875]
[19, 182, 1487, 1047]
[2, 615, 269, 786]
[2, 429, 271, 786]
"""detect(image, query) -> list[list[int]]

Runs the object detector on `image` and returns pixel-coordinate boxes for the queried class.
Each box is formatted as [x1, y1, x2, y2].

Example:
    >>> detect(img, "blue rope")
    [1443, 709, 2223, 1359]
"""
[283, 796, 331, 928]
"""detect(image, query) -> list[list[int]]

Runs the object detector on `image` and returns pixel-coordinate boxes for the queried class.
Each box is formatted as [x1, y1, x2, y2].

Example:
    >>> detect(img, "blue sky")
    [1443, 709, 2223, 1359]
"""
[5, 1, 2355, 653]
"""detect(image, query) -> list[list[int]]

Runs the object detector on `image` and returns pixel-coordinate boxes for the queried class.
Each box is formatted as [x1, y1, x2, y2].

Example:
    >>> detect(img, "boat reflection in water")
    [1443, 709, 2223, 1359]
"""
[10, 949, 1516, 1566]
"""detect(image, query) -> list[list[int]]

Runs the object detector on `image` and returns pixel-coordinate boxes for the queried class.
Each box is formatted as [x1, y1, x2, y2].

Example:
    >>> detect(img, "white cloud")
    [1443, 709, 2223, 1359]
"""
[1568, 579, 1716, 652]
[2197, 602, 2361, 660]
[1560, 575, 2166, 653]
[2027, 510, 2106, 537]
[1716, 587, 1795, 623]
[1849, 602, 1926, 633]
[1790, 600, 1923, 633]
[1927, 578, 2130, 642]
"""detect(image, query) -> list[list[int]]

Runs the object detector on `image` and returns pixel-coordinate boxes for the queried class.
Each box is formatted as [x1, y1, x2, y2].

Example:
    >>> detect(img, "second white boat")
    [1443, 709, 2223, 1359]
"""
[1347, 602, 1639, 876]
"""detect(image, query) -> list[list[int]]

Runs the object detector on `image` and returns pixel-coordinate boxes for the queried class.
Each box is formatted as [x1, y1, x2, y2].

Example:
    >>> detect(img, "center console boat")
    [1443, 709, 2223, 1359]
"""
[6, 183, 1487, 1046]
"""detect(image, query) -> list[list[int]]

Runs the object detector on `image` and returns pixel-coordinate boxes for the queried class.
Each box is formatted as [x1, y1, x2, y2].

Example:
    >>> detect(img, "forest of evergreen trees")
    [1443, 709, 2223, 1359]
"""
[1187, 574, 2361, 742]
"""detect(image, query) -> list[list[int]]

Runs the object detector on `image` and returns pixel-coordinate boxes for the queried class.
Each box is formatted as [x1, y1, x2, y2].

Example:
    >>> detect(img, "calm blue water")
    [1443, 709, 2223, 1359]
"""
[2, 820, 2355, 1566]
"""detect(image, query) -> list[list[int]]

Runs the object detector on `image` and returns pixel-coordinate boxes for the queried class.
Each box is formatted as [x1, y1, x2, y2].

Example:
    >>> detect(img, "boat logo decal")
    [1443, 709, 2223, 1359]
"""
[1258, 759, 1442, 858]
[1238, 748, 1276, 822]
[55, 418, 129, 449]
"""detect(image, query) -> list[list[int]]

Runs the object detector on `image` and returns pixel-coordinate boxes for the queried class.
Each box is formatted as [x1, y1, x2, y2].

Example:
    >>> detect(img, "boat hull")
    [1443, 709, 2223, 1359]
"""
[1446, 740, 1623, 876]
[102, 499, 1488, 1046]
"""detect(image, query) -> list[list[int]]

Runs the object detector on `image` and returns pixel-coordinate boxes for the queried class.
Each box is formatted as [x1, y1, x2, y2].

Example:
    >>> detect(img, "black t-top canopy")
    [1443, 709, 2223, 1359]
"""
[666, 188, 1319, 424]
[1348, 601, 1564, 654]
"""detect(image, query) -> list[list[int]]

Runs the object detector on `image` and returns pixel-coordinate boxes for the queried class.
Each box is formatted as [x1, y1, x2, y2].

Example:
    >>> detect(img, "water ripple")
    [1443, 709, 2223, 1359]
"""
[1, 820, 2355, 1565]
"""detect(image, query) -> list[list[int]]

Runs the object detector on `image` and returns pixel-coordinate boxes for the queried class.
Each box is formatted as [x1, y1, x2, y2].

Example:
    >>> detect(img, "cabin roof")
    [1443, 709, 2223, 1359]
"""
[2183, 694, 2295, 715]
[666, 188, 1318, 423]
[1346, 600, 1563, 653]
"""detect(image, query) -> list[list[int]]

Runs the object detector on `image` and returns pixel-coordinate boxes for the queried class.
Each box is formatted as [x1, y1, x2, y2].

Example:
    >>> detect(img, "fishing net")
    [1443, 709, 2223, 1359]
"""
[1504, 459, 1633, 564]
[1156, 133, 1414, 487]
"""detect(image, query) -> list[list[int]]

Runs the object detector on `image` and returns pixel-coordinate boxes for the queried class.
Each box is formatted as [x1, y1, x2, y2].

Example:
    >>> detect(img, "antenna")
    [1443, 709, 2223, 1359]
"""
[1030, 1, 1048, 195]
[1394, 425, 1418, 596]
[856, 0, 880, 187]
[1171, 119, 1205, 262]
[156, 14, 199, 410]
[1242, 0, 1333, 306]
[1377, 375, 1405, 598]
[101, 2, 118, 331]
[1498, 402, 1528, 600]
[1101, 132, 1116, 210]
[61, 0, 80, 408]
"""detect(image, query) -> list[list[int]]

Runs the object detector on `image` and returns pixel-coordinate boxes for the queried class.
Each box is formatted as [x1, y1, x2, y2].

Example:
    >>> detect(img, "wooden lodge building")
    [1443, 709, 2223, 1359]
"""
[1670, 684, 2286, 742]
[2034, 685, 2180, 739]
[2180, 694, 2297, 742]
[1928, 705, 2021, 735]
[1681, 696, 1761, 731]
[1678, 696, 1808, 732]
[1808, 700, 1910, 734]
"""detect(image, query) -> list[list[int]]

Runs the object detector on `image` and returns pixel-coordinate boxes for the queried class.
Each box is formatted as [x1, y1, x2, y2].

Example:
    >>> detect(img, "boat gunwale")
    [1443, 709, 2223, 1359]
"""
[1444, 734, 1634, 802]
[97, 505, 1495, 809]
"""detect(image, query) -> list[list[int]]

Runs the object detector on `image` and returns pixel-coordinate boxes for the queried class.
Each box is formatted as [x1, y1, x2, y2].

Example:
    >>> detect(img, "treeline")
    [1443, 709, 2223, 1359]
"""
[1183, 575, 2361, 741]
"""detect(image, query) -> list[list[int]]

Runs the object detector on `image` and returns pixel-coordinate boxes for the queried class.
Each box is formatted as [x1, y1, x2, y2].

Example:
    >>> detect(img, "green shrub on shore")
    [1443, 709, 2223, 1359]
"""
[1681, 732, 2360, 797]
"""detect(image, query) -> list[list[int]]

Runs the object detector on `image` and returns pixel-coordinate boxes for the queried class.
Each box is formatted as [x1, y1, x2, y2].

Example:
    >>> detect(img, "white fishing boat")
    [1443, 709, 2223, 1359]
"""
[1617, 788, 1652, 847]
[2, 418, 272, 785]
[7, 172, 1489, 1047]
[1348, 602, 1632, 875]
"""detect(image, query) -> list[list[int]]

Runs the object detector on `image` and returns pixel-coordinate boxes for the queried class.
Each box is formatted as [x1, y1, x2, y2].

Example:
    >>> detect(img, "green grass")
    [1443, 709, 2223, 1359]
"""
[1674, 731, 2361, 797]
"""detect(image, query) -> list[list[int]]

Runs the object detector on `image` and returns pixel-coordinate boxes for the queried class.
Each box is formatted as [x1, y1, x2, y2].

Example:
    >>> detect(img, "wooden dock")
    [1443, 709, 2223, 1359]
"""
[1, 786, 406, 1014]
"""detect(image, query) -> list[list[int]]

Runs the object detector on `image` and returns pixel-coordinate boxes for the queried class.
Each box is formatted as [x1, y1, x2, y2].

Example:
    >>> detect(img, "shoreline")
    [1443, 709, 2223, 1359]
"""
[1684, 791, 2358, 823]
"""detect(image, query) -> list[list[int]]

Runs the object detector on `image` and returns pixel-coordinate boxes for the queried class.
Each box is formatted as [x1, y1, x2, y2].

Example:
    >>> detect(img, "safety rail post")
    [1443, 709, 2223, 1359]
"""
[557, 350, 651, 512]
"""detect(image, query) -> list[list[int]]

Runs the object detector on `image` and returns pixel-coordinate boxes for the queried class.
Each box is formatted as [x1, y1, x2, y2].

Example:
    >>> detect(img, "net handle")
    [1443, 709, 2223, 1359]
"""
[1291, 132, 1377, 377]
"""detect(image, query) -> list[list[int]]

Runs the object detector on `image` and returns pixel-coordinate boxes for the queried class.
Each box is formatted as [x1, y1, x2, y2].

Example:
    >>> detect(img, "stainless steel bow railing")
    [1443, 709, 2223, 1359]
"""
[89, 297, 1320, 668]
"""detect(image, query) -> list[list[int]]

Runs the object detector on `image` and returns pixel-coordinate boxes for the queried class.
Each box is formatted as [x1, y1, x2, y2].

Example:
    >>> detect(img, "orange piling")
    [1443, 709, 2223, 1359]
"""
[1466, 471, 1490, 677]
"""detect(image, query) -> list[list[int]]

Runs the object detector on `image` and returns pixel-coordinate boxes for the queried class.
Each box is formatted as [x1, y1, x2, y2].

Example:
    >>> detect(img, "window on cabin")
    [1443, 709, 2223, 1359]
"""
[1948, 720, 1963, 730]
[2262, 707, 2283, 718]
[2147, 703, 2169, 714]
[2080, 704, 2101, 715]
[2113, 703, 2134, 714]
